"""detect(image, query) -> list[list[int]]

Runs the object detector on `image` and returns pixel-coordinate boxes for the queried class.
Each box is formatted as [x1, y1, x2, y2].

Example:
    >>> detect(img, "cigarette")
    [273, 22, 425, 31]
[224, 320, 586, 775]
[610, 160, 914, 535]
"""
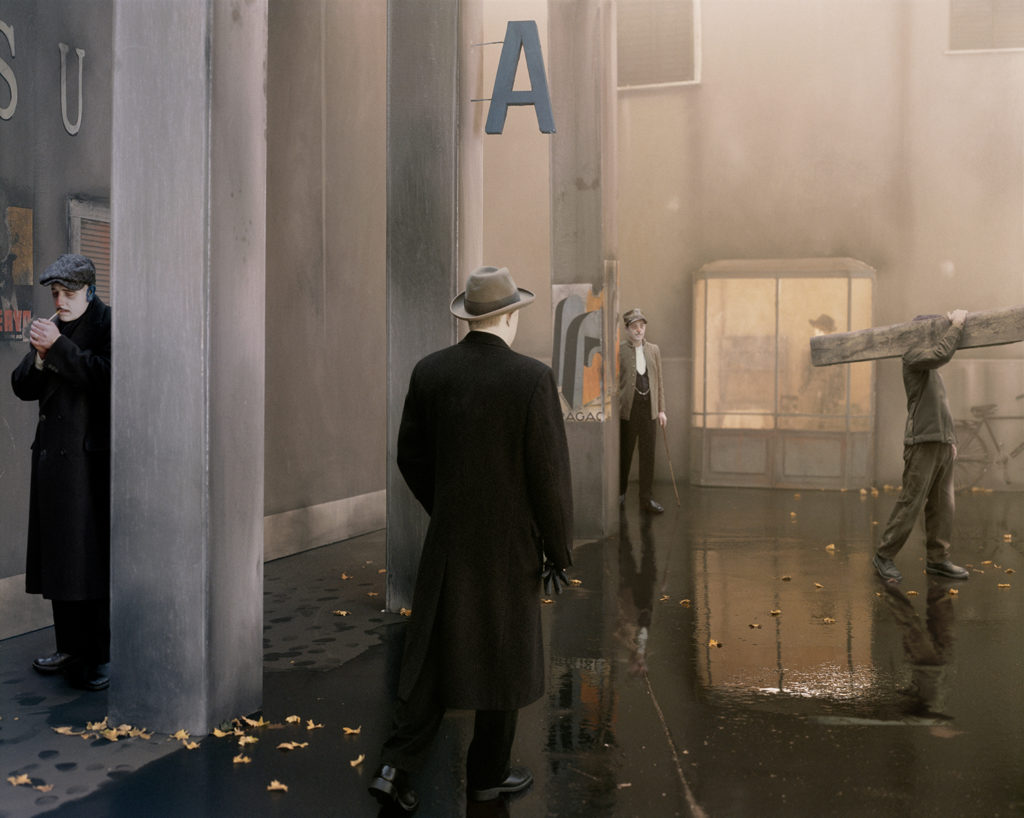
[48, 312, 59, 321]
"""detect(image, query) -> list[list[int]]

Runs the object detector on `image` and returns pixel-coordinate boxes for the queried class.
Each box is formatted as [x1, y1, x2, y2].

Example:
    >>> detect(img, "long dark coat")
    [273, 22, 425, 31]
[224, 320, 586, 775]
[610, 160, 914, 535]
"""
[11, 297, 111, 600]
[397, 330, 573, 711]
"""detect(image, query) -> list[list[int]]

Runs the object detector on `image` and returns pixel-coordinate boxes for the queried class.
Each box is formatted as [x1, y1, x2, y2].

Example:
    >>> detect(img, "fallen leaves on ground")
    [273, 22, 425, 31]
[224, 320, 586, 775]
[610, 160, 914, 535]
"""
[399, 608, 412, 617]
[749, 623, 762, 629]
[906, 590, 919, 596]
[341, 573, 352, 580]
[997, 583, 1011, 589]
[350, 753, 365, 767]
[277, 741, 309, 751]
[212, 727, 232, 738]
[171, 729, 190, 742]
[267, 780, 288, 792]
[814, 583, 824, 589]
[825, 544, 836, 552]
[87, 718, 109, 731]
[680, 599, 691, 607]
[659, 594, 670, 602]
[233, 754, 251, 764]
[238, 735, 259, 747]
[781, 576, 792, 581]
[7, 773, 31, 787]
[822, 617, 836, 624]
[306, 720, 323, 731]
[949, 589, 959, 595]
[342, 726, 361, 735]
[332, 610, 350, 617]
[708, 638, 722, 648]
[769, 609, 782, 616]
[541, 598, 554, 604]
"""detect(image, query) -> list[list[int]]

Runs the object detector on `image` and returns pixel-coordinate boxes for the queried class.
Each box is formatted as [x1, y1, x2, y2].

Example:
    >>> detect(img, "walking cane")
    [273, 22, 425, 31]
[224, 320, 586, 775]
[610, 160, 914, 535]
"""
[661, 424, 681, 507]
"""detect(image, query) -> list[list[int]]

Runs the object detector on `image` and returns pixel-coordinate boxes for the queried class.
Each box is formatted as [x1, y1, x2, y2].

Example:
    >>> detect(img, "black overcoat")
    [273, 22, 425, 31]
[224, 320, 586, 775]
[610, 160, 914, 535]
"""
[397, 331, 573, 711]
[11, 297, 111, 600]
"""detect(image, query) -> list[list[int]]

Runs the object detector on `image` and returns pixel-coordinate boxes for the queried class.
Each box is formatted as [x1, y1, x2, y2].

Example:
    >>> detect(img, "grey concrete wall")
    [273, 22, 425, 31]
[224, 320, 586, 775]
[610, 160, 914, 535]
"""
[0, 0, 113, 638]
[263, 0, 387, 555]
[109, 0, 267, 733]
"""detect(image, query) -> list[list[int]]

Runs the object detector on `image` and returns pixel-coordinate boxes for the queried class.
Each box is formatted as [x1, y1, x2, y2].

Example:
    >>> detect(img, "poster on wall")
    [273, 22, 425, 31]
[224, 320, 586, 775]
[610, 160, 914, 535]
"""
[1, 198, 33, 342]
[552, 283, 610, 422]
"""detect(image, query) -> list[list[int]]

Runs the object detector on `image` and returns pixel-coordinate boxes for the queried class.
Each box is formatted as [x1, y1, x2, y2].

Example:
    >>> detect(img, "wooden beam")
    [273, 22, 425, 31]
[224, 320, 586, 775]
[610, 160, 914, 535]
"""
[810, 305, 1024, 366]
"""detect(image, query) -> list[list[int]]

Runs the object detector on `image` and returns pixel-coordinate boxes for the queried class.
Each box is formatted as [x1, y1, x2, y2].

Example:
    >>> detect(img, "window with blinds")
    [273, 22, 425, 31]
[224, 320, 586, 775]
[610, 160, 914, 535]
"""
[950, 0, 1024, 51]
[617, 0, 700, 89]
[68, 198, 111, 304]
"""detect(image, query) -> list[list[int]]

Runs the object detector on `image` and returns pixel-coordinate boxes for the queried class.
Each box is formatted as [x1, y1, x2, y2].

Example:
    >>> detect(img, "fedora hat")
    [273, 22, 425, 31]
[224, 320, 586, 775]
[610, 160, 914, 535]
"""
[450, 266, 535, 321]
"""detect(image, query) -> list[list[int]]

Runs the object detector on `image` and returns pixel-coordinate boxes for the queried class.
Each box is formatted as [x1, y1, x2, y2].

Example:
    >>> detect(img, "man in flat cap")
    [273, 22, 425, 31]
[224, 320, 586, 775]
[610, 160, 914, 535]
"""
[11, 254, 112, 691]
[369, 266, 573, 813]
[619, 308, 667, 514]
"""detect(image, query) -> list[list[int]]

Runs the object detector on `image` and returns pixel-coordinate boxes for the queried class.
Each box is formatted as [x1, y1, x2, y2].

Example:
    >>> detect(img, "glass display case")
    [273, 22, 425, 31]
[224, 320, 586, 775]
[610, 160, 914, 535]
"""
[692, 258, 875, 489]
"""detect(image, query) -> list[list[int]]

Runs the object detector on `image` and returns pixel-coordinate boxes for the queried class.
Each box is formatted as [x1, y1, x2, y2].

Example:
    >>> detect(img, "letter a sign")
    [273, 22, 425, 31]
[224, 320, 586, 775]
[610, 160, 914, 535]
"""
[485, 20, 555, 135]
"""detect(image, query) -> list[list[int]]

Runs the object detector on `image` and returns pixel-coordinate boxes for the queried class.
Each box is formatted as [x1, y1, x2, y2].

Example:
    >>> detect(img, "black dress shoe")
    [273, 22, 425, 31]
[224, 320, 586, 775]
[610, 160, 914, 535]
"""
[32, 652, 75, 674]
[642, 499, 664, 515]
[368, 764, 419, 813]
[926, 560, 969, 580]
[67, 663, 110, 691]
[872, 554, 902, 582]
[468, 766, 534, 801]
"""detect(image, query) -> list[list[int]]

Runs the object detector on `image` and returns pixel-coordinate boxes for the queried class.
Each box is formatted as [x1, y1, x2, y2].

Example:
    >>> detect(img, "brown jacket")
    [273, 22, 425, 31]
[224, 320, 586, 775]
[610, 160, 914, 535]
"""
[618, 340, 666, 421]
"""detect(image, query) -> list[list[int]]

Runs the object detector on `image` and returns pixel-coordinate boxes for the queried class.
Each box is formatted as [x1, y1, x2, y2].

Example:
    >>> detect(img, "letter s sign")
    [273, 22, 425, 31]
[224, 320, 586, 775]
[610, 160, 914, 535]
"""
[0, 20, 17, 121]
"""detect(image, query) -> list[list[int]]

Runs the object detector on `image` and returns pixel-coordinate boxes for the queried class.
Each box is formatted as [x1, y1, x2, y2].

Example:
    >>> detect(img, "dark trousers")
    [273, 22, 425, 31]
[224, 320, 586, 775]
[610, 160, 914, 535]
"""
[381, 648, 517, 785]
[877, 442, 955, 563]
[620, 393, 656, 503]
[52, 598, 110, 666]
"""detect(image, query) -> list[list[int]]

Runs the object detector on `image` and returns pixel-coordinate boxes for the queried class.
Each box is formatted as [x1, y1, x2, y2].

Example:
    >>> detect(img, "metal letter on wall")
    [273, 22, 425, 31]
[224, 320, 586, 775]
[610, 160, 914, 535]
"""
[0, 20, 16, 121]
[59, 42, 85, 136]
[485, 20, 555, 135]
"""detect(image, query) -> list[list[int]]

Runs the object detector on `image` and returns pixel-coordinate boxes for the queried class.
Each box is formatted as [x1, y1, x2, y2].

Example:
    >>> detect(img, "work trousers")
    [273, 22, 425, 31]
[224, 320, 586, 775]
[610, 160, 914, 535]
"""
[876, 442, 955, 563]
[620, 391, 656, 504]
[52, 597, 110, 666]
[381, 644, 517, 785]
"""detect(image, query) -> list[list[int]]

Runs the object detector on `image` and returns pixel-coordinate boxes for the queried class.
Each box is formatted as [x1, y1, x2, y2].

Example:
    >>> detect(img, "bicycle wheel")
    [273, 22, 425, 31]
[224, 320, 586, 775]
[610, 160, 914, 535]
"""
[954, 421, 989, 492]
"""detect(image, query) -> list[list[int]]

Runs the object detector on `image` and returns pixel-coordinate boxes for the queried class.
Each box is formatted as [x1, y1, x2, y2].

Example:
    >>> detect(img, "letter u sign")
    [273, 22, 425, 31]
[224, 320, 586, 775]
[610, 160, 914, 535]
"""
[59, 42, 85, 135]
[485, 20, 555, 135]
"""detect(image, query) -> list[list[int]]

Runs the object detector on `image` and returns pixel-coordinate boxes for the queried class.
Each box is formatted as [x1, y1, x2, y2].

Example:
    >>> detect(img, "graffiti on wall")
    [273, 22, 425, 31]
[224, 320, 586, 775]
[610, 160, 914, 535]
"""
[553, 284, 608, 422]
[0, 191, 33, 341]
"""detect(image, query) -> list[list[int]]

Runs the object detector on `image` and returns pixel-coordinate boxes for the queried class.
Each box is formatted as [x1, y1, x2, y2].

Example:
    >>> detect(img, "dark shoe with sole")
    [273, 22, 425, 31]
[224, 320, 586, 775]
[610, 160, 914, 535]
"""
[66, 662, 110, 691]
[872, 554, 902, 582]
[926, 560, 969, 580]
[33, 652, 75, 674]
[368, 764, 419, 813]
[642, 499, 665, 515]
[468, 766, 534, 802]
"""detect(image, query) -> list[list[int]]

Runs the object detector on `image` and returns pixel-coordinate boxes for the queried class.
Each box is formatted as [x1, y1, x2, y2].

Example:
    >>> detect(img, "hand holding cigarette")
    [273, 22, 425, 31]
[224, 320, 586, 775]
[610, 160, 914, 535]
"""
[28, 312, 61, 357]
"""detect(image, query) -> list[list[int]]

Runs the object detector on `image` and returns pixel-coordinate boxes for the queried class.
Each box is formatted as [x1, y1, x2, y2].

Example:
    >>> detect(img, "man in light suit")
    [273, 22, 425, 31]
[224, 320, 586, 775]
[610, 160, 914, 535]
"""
[619, 308, 667, 514]
[369, 266, 574, 813]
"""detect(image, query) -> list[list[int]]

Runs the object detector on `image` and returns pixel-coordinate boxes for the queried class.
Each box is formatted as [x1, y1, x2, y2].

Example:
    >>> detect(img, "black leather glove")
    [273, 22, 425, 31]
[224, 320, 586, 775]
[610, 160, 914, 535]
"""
[542, 561, 569, 595]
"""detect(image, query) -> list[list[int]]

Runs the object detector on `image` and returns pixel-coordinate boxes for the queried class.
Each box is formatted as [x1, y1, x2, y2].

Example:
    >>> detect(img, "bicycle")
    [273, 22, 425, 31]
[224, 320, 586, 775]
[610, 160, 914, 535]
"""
[953, 396, 1024, 491]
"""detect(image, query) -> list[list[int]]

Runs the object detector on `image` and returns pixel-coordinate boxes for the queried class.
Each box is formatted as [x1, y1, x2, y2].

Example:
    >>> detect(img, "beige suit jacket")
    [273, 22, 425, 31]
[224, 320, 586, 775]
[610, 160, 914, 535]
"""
[619, 340, 666, 421]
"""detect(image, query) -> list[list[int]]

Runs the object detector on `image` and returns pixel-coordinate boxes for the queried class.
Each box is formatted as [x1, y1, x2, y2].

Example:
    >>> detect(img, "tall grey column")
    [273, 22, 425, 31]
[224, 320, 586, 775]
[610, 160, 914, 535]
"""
[109, 0, 267, 733]
[386, 0, 483, 611]
[549, 0, 618, 538]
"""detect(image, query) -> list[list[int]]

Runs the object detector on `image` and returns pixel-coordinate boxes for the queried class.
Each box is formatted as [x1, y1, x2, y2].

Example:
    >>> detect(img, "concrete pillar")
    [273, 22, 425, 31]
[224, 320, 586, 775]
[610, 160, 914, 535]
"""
[386, 0, 483, 611]
[109, 0, 267, 733]
[549, 0, 618, 538]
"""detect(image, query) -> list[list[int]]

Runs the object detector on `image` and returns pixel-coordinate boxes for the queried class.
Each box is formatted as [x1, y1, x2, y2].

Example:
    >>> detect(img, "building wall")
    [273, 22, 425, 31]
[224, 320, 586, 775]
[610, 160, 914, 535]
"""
[0, 0, 113, 637]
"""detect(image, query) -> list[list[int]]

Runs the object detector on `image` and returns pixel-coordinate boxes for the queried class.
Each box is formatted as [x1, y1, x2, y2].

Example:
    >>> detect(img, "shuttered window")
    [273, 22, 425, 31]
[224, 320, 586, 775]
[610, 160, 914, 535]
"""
[617, 0, 700, 89]
[68, 198, 111, 304]
[950, 0, 1024, 51]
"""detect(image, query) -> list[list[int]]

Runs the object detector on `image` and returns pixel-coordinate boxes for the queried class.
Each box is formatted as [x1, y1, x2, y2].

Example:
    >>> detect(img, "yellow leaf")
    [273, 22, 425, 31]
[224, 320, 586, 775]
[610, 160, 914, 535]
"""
[212, 728, 232, 738]
[708, 638, 722, 648]
[770, 609, 782, 616]
[822, 617, 836, 624]
[1003, 534, 1013, 541]
[238, 735, 259, 746]
[285, 715, 302, 723]
[949, 588, 959, 595]
[342, 726, 362, 735]
[997, 583, 1011, 589]
[367, 592, 379, 598]
[267, 780, 288, 792]
[53, 726, 78, 735]
[350, 753, 366, 767]
[101, 729, 120, 742]
[87, 718, 109, 731]
[749, 623, 762, 629]
[183, 741, 200, 750]
[659, 594, 670, 601]
[541, 598, 554, 604]
[378, 568, 387, 574]
[134, 730, 153, 740]
[859, 488, 868, 495]
[7, 773, 31, 787]
[679, 599, 691, 607]
[306, 720, 323, 731]
[781, 575, 792, 581]
[171, 729, 190, 741]
[825, 544, 836, 552]
[277, 741, 309, 751]
[241, 716, 261, 727]
[569, 578, 582, 586]
[814, 583, 824, 589]
[341, 573, 352, 580]
[399, 608, 412, 617]
[1005, 568, 1016, 574]
[35, 784, 53, 792]
[982, 560, 993, 565]
[789, 511, 797, 518]
[332, 610, 350, 617]
[906, 590, 919, 596]
[233, 754, 251, 765]
[793, 493, 801, 499]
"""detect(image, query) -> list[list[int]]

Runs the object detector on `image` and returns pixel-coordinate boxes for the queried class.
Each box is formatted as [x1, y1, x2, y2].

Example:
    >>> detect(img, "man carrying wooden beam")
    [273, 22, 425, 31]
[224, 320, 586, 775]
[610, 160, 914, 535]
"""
[818, 309, 973, 582]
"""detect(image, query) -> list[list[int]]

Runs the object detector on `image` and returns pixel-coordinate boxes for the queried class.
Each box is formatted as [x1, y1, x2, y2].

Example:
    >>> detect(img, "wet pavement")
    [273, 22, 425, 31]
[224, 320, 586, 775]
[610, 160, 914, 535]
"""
[1, 486, 1022, 816]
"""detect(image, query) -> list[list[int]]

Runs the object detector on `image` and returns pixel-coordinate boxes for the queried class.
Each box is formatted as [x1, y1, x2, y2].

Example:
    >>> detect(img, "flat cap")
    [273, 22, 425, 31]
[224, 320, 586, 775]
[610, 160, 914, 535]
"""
[39, 254, 96, 289]
[623, 308, 648, 327]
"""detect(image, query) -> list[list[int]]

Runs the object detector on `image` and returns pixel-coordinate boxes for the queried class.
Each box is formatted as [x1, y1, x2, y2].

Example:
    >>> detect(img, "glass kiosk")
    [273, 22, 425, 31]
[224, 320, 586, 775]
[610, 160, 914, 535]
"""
[692, 258, 875, 489]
